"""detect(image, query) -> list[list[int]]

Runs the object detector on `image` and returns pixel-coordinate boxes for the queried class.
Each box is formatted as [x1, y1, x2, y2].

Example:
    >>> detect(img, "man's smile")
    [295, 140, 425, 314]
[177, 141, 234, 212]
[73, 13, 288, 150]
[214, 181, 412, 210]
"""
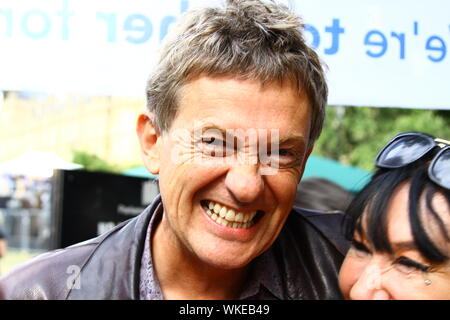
[200, 200, 264, 229]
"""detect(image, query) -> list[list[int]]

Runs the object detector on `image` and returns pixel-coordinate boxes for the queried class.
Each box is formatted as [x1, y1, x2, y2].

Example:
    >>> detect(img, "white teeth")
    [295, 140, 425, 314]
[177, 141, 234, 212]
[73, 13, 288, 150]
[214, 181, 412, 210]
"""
[217, 217, 229, 227]
[205, 200, 260, 229]
[219, 207, 227, 218]
[225, 209, 235, 221]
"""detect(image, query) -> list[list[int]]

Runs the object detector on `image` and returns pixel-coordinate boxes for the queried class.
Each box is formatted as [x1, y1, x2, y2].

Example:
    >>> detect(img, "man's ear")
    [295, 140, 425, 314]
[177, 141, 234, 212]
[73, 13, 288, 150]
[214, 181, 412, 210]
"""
[136, 112, 161, 175]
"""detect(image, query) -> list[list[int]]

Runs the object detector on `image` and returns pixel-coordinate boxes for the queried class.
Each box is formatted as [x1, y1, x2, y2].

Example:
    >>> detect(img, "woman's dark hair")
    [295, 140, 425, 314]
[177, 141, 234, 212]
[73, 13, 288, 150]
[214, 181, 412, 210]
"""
[343, 153, 450, 264]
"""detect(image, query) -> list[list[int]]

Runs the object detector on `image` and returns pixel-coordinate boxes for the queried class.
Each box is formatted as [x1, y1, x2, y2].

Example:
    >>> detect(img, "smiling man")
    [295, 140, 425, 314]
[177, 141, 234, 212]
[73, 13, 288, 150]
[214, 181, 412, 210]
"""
[143, 76, 314, 299]
[0, 0, 348, 300]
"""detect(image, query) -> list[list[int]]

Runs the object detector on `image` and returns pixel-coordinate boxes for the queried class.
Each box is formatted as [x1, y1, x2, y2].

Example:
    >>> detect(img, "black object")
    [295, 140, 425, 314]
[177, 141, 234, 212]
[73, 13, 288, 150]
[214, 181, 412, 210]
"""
[375, 131, 450, 189]
[51, 169, 158, 249]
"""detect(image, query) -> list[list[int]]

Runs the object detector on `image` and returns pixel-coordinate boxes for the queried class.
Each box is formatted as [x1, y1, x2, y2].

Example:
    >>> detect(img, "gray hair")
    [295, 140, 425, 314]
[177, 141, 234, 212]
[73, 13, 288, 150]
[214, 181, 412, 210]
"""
[146, 0, 328, 146]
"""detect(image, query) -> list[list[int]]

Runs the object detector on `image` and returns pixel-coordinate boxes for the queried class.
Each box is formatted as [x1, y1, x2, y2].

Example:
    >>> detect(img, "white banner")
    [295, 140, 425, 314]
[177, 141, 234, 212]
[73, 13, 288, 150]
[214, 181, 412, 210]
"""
[0, 0, 448, 109]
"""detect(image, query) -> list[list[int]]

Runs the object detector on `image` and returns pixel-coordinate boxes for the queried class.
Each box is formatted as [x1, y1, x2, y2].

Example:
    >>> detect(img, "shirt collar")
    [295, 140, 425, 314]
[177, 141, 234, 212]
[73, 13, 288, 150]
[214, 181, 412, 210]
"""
[139, 201, 164, 300]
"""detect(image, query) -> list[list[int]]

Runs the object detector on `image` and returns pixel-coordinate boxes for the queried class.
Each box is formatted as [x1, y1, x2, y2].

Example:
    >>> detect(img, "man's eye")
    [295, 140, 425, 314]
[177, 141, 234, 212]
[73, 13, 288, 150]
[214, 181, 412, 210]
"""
[200, 136, 232, 157]
[278, 149, 293, 157]
[393, 256, 430, 274]
[202, 137, 222, 145]
[265, 149, 302, 168]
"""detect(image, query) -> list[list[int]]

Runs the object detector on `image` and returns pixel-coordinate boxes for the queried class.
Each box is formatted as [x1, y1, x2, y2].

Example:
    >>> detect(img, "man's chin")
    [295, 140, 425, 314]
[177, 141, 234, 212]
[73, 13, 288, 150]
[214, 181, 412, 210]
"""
[196, 249, 255, 271]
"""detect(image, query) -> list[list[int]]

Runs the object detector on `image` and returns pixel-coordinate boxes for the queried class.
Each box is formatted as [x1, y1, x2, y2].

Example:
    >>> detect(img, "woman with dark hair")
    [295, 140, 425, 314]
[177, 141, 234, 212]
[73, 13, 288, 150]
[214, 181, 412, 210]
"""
[339, 132, 450, 300]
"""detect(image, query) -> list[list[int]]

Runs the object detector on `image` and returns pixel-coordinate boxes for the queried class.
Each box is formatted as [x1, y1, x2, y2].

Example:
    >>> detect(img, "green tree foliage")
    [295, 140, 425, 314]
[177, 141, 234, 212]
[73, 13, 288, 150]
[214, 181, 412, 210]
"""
[72, 151, 121, 173]
[313, 106, 450, 171]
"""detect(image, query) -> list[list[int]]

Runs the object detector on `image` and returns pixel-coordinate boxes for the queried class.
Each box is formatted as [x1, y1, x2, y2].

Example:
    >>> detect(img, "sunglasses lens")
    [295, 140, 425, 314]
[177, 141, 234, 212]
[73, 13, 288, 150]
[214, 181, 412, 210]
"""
[377, 135, 434, 168]
[429, 148, 450, 189]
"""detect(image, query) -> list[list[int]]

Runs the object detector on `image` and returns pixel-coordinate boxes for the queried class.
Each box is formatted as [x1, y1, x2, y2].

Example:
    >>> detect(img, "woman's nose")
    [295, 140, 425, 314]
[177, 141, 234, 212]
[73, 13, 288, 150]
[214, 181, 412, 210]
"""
[349, 263, 392, 300]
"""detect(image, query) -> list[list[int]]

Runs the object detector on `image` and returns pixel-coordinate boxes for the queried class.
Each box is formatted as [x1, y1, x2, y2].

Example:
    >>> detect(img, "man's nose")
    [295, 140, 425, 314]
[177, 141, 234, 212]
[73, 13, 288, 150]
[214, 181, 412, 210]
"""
[224, 164, 264, 204]
[348, 262, 392, 300]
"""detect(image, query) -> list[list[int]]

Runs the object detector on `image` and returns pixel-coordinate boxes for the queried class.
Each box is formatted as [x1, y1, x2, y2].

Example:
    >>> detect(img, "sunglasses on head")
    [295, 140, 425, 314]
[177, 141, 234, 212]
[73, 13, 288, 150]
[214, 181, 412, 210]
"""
[375, 132, 450, 190]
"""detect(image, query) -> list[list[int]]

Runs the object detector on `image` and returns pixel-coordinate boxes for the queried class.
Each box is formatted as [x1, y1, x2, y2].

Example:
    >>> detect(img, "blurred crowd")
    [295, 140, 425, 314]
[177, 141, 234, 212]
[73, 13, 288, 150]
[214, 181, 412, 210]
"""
[0, 174, 51, 253]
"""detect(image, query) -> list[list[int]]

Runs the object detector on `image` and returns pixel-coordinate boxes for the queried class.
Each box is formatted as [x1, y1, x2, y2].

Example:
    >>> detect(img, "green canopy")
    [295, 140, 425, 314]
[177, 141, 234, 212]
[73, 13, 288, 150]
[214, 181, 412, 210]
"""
[303, 155, 372, 192]
[122, 166, 158, 179]
[122, 155, 372, 193]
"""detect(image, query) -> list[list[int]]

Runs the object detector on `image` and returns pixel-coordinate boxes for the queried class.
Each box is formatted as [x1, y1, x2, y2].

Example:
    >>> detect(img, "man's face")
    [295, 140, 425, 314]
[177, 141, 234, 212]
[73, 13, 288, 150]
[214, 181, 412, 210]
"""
[151, 75, 312, 269]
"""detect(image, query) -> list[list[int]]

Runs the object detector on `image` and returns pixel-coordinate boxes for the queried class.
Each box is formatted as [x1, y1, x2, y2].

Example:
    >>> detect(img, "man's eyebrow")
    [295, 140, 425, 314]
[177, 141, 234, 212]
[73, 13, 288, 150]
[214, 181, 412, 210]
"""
[280, 135, 305, 143]
[199, 124, 228, 136]
[278, 135, 306, 145]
